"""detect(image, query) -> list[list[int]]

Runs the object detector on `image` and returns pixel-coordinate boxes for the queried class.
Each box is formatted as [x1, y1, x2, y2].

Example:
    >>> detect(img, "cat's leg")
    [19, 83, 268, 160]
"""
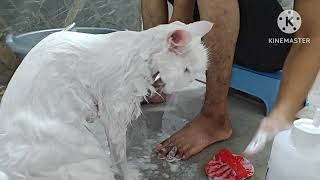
[103, 119, 140, 180]
[104, 121, 127, 179]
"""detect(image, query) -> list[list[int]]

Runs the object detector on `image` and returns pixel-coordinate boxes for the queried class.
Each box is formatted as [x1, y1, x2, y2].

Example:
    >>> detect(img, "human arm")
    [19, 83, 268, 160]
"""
[245, 0, 320, 155]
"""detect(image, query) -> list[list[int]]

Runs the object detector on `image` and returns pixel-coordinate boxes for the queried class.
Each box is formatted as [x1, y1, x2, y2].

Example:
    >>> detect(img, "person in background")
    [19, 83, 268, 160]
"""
[141, 0, 320, 159]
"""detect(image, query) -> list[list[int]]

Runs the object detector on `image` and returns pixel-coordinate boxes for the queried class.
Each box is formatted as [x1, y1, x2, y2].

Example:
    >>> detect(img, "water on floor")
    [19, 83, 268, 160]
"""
[124, 87, 271, 180]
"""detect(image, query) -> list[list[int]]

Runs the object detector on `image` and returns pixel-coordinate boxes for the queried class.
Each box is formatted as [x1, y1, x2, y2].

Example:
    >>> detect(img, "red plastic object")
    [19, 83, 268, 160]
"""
[204, 149, 254, 180]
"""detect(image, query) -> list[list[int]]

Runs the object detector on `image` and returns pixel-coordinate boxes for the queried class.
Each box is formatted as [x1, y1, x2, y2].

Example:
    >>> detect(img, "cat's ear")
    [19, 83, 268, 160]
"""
[186, 21, 213, 37]
[167, 29, 191, 48]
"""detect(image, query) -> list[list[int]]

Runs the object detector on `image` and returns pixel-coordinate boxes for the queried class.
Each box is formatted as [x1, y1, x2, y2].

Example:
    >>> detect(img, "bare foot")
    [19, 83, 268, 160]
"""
[156, 111, 232, 160]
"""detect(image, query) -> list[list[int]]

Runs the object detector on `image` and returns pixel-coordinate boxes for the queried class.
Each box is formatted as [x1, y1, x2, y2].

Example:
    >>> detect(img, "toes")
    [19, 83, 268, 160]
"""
[175, 150, 183, 160]
[160, 138, 173, 148]
[156, 137, 182, 161]
[155, 138, 171, 152]
[157, 153, 166, 160]
[167, 146, 177, 158]
[157, 144, 178, 161]
[175, 143, 191, 160]
[156, 132, 199, 161]
[181, 147, 194, 160]
[158, 143, 175, 158]
[174, 141, 186, 158]
[166, 146, 178, 162]
[155, 144, 163, 152]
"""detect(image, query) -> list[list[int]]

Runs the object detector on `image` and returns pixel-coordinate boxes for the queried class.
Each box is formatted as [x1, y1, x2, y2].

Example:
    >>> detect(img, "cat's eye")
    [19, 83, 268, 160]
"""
[184, 68, 190, 73]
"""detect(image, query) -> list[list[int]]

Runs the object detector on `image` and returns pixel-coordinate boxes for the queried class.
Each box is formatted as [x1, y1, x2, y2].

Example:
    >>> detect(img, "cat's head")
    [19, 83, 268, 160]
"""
[149, 21, 213, 93]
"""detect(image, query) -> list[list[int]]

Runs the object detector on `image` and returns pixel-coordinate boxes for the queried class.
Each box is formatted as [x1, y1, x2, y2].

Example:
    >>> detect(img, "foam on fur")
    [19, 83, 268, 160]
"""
[0, 21, 212, 180]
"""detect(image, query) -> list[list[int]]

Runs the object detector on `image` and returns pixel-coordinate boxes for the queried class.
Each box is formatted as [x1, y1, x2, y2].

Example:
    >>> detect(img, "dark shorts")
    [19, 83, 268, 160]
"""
[168, 0, 293, 72]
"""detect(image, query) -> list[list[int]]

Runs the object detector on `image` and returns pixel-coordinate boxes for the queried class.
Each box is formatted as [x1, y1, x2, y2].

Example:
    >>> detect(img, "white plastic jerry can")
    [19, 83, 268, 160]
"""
[266, 118, 320, 180]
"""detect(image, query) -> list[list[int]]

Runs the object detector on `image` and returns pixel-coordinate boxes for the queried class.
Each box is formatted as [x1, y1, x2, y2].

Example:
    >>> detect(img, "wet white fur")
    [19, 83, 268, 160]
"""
[0, 21, 212, 180]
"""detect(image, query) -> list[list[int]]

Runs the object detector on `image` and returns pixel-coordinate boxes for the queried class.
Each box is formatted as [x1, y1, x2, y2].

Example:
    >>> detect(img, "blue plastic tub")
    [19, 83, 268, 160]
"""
[5, 27, 116, 60]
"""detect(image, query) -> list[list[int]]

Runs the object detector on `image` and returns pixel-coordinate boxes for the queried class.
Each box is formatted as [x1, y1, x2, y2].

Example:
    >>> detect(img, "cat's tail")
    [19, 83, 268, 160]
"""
[0, 112, 115, 180]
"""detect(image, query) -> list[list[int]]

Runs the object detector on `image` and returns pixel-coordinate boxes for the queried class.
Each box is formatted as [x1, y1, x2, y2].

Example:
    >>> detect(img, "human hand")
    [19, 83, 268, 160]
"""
[244, 115, 292, 155]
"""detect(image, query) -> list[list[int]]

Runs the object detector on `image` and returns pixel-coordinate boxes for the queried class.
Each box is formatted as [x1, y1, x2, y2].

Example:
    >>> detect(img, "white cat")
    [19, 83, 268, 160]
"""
[0, 21, 212, 180]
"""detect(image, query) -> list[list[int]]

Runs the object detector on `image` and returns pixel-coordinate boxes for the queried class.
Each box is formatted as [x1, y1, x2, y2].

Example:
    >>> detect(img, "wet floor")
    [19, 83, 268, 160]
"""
[126, 87, 271, 180]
